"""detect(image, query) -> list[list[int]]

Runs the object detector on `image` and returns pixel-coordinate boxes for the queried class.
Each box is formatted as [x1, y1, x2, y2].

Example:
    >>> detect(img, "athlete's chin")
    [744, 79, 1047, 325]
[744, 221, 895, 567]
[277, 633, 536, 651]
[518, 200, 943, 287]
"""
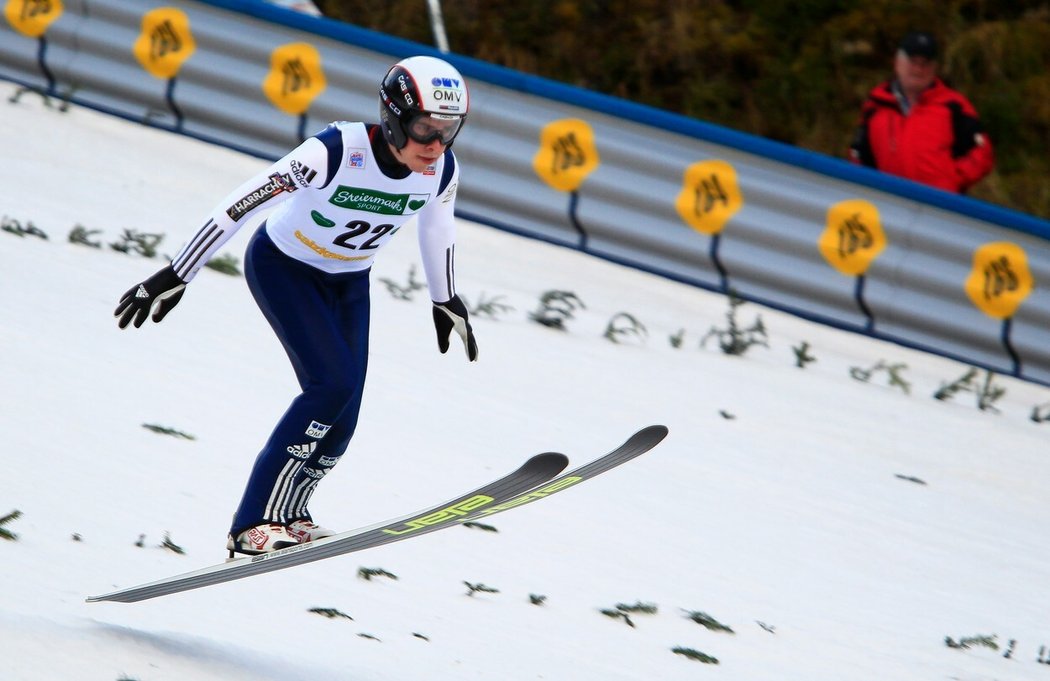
[407, 157, 439, 172]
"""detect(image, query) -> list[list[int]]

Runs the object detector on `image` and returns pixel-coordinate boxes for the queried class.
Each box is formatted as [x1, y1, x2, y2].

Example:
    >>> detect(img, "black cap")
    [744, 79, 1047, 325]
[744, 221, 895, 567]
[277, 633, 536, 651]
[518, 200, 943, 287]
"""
[899, 31, 938, 59]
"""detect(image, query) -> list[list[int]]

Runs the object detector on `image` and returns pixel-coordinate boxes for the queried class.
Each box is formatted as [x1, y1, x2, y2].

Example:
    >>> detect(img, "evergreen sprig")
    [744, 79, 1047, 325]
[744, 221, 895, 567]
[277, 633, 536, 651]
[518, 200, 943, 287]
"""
[600, 608, 636, 628]
[601, 601, 658, 628]
[463, 292, 514, 319]
[69, 225, 103, 248]
[603, 312, 648, 344]
[616, 601, 658, 615]
[8, 84, 74, 111]
[160, 532, 185, 555]
[204, 253, 242, 276]
[793, 341, 817, 368]
[378, 265, 426, 300]
[309, 607, 353, 620]
[462, 521, 498, 532]
[946, 634, 999, 651]
[684, 609, 734, 633]
[109, 229, 164, 258]
[850, 360, 911, 394]
[2, 216, 48, 239]
[528, 290, 585, 330]
[934, 368, 1005, 412]
[672, 647, 719, 664]
[142, 423, 196, 440]
[464, 581, 500, 597]
[358, 567, 399, 581]
[701, 291, 768, 355]
[0, 510, 22, 541]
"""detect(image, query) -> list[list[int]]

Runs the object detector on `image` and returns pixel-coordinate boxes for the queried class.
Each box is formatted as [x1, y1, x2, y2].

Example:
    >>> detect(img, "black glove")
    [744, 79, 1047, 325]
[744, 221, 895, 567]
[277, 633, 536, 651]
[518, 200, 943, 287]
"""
[114, 264, 187, 329]
[433, 295, 478, 362]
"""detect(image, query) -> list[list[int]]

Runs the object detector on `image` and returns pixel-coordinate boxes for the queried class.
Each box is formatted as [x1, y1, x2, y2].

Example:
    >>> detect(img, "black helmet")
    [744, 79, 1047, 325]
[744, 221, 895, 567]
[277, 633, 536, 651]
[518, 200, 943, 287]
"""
[379, 56, 469, 150]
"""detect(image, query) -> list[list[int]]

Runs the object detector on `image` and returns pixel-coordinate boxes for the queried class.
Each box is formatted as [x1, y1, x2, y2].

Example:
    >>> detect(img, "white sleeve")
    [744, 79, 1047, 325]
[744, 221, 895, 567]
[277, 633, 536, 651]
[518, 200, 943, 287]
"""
[170, 134, 335, 282]
[416, 153, 461, 303]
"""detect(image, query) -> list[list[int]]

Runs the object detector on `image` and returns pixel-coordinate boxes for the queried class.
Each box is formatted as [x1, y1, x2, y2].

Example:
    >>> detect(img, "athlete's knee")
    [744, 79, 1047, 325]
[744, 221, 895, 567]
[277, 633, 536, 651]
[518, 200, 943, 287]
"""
[306, 376, 363, 410]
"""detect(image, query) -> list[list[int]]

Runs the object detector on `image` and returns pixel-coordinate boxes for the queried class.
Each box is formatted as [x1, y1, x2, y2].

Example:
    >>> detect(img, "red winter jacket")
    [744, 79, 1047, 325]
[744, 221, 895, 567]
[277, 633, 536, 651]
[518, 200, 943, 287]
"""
[849, 78, 994, 193]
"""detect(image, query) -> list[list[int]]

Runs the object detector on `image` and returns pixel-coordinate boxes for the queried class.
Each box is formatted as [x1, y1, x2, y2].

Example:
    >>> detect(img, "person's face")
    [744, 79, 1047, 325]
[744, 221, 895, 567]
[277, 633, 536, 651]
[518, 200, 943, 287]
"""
[894, 50, 937, 93]
[391, 113, 463, 173]
[392, 135, 446, 173]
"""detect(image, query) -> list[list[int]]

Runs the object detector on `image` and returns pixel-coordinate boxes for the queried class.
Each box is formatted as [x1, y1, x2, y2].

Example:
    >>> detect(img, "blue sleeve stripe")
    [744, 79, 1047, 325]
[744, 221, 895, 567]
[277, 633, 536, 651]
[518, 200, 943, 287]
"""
[314, 125, 344, 189]
[439, 149, 456, 194]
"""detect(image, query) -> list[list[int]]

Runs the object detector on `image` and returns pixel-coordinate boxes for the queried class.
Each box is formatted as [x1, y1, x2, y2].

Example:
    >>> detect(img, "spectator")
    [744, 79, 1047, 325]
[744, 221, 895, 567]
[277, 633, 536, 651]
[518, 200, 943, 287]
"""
[849, 31, 994, 193]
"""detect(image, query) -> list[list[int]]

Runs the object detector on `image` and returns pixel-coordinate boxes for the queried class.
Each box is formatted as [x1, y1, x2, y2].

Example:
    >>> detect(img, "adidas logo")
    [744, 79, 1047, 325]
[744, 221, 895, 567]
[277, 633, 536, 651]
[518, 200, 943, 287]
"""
[286, 442, 316, 459]
[135, 285, 150, 299]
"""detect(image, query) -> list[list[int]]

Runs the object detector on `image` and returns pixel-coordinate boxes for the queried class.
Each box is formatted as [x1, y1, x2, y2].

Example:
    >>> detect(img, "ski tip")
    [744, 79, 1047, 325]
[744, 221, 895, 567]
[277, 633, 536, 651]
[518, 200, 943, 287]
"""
[638, 424, 669, 441]
[527, 451, 570, 469]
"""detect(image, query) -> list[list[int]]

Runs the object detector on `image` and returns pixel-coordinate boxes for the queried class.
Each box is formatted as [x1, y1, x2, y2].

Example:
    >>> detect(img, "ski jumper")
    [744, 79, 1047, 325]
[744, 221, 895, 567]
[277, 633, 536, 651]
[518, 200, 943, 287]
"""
[168, 122, 461, 536]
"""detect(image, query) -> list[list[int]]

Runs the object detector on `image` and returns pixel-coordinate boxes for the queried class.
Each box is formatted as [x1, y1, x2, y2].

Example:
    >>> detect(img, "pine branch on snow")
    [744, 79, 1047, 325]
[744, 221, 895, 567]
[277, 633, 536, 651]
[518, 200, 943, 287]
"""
[934, 367, 1005, 412]
[684, 609, 734, 633]
[2, 215, 48, 239]
[204, 253, 242, 276]
[160, 532, 185, 555]
[601, 601, 658, 627]
[142, 423, 196, 440]
[850, 360, 911, 394]
[309, 607, 353, 620]
[603, 312, 648, 344]
[701, 291, 768, 356]
[945, 634, 999, 651]
[672, 647, 720, 664]
[462, 521, 498, 532]
[463, 292, 514, 319]
[69, 225, 103, 248]
[793, 341, 817, 368]
[528, 290, 585, 330]
[0, 509, 22, 541]
[378, 265, 426, 300]
[464, 581, 499, 597]
[109, 229, 164, 258]
[358, 567, 399, 581]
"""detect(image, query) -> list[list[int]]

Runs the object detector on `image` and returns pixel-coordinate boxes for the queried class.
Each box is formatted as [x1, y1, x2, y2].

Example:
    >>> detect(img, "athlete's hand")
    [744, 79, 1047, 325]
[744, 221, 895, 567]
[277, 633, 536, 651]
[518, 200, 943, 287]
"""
[115, 264, 187, 329]
[433, 295, 478, 362]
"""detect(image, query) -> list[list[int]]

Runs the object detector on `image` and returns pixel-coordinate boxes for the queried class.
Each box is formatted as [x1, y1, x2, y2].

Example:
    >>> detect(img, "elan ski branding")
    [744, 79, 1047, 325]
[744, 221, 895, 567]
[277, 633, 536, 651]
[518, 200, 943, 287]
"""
[87, 426, 668, 603]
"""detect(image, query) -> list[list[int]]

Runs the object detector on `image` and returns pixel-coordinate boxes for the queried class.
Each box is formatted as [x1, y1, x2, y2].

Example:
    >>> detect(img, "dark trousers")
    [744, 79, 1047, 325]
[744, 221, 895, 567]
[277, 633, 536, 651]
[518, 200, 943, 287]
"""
[230, 227, 370, 536]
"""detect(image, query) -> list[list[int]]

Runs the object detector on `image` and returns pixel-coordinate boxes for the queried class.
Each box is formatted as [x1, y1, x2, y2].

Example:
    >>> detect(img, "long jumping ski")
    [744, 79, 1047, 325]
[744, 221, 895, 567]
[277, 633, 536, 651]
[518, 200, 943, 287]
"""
[87, 425, 668, 603]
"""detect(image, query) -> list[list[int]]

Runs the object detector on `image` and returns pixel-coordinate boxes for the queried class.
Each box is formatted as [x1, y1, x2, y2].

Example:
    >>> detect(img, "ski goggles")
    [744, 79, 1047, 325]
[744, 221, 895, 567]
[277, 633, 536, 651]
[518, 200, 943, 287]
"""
[405, 112, 465, 146]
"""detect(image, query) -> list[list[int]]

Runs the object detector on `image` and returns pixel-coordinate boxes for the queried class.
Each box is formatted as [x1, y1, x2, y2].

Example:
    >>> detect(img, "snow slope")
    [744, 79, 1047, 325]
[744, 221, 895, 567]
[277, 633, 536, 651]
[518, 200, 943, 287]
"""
[2, 80, 1049, 681]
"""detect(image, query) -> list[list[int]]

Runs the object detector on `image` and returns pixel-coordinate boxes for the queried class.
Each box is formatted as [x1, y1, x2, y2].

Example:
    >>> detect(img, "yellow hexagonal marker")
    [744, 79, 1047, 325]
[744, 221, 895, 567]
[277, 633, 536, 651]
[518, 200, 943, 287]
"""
[263, 42, 327, 116]
[965, 242, 1034, 319]
[4, 0, 63, 37]
[819, 199, 886, 276]
[675, 160, 742, 236]
[533, 119, 600, 193]
[132, 8, 196, 80]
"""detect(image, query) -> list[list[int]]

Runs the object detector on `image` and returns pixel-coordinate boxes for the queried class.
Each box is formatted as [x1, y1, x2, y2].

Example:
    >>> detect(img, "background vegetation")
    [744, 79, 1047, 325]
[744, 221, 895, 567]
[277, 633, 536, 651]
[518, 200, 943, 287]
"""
[314, 0, 1050, 219]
